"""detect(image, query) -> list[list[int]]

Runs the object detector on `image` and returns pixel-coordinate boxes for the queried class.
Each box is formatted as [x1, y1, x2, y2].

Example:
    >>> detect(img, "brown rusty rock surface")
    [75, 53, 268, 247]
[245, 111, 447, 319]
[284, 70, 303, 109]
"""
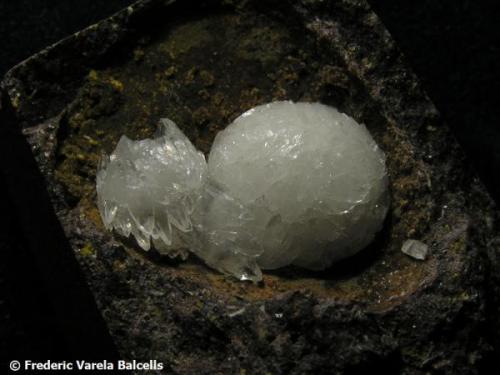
[2, 0, 498, 373]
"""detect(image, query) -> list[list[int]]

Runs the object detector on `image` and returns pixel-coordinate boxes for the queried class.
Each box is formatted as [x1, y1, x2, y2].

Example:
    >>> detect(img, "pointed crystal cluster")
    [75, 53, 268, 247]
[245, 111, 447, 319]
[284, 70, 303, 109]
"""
[96, 101, 389, 281]
[96, 118, 206, 260]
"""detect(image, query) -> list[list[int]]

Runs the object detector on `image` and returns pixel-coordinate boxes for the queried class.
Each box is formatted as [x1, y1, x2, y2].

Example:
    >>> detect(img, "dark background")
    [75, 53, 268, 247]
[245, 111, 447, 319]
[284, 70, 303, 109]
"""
[0, 0, 498, 364]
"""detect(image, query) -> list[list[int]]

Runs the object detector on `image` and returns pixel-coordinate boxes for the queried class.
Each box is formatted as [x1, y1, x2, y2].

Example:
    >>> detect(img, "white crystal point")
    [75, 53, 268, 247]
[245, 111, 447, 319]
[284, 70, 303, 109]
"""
[96, 118, 207, 257]
[208, 101, 389, 271]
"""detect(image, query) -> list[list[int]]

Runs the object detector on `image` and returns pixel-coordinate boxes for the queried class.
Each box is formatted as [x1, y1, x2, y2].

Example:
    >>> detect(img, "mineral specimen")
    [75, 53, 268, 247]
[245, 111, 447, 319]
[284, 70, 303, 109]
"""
[96, 118, 207, 259]
[401, 239, 429, 260]
[96, 101, 389, 281]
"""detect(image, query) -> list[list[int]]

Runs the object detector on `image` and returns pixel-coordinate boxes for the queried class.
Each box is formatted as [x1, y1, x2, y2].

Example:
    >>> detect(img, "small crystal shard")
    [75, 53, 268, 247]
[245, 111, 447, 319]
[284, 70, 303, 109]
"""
[96, 101, 390, 281]
[401, 239, 429, 260]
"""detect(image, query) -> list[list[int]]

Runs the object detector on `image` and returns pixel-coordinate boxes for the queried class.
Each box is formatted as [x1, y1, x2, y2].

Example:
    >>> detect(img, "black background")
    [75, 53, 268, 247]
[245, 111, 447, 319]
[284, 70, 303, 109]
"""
[0, 0, 498, 364]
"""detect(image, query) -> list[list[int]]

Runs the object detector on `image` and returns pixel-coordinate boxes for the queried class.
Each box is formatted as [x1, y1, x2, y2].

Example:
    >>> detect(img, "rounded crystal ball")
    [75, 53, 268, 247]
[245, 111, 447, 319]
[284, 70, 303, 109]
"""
[208, 101, 389, 270]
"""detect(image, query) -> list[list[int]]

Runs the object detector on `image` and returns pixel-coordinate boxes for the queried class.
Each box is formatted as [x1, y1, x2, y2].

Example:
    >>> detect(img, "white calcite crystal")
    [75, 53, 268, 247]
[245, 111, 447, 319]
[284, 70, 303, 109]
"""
[401, 239, 428, 260]
[96, 101, 389, 282]
[96, 118, 207, 259]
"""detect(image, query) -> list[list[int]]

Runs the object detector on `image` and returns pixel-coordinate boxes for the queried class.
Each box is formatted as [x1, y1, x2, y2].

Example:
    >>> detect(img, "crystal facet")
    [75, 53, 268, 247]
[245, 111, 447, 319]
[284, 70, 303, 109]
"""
[96, 101, 389, 281]
[401, 239, 428, 260]
[96, 118, 207, 259]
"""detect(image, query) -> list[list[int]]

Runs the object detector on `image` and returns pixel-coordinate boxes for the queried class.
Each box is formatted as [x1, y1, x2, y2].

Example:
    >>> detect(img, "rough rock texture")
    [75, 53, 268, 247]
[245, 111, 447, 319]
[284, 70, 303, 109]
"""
[1, 0, 499, 374]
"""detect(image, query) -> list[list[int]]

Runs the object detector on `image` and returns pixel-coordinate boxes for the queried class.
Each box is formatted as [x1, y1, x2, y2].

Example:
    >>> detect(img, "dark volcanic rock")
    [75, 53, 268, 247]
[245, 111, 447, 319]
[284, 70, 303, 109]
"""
[2, 0, 499, 373]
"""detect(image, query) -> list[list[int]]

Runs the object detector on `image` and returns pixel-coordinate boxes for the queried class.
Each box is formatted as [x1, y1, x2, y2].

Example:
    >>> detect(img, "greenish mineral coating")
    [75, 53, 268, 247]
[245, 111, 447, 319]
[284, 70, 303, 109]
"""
[2, 0, 499, 373]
